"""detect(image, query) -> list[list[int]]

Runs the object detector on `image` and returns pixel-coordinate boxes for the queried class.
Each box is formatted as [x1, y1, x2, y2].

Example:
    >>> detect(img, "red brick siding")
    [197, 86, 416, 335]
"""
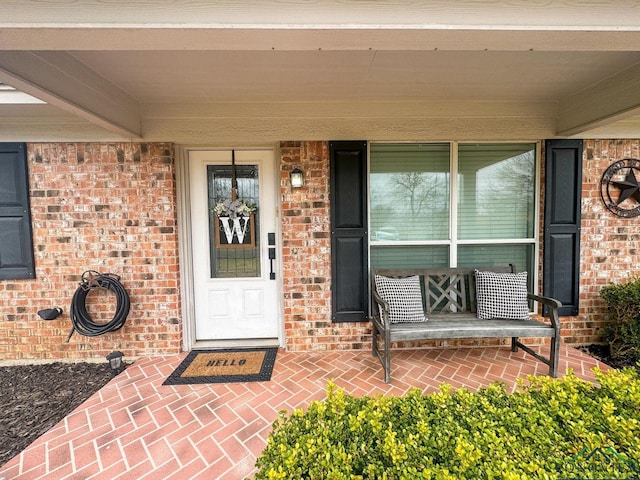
[3, 138, 635, 361]
[0, 143, 182, 361]
[279, 141, 371, 351]
[566, 139, 640, 345]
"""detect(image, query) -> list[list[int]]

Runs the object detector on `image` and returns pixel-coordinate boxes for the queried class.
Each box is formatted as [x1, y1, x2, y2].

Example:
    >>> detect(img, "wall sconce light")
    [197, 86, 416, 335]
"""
[106, 351, 125, 376]
[37, 307, 63, 321]
[290, 166, 304, 188]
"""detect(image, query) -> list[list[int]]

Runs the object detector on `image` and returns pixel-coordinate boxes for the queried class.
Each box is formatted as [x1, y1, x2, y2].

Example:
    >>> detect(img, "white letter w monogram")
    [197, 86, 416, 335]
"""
[220, 217, 250, 244]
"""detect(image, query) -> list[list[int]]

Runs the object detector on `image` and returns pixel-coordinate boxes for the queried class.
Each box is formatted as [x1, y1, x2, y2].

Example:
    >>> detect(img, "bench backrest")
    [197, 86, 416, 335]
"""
[372, 266, 514, 314]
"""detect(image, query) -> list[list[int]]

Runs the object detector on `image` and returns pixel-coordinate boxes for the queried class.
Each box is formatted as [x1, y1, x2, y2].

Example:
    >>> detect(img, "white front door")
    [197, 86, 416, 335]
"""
[188, 149, 279, 342]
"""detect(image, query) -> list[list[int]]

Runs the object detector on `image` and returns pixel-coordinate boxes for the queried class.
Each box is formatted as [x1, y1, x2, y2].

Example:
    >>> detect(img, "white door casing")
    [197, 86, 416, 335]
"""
[188, 149, 279, 342]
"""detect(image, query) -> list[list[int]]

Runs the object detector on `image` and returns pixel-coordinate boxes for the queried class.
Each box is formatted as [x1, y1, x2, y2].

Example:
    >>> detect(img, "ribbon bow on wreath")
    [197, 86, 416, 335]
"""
[213, 199, 256, 219]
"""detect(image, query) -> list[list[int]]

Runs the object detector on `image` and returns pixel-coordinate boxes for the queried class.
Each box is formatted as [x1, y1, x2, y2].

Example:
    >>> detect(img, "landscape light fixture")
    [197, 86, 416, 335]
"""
[290, 166, 304, 188]
[106, 351, 125, 375]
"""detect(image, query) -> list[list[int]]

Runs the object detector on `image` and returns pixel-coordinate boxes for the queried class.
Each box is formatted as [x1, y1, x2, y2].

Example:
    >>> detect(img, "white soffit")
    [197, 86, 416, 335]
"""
[68, 50, 640, 103]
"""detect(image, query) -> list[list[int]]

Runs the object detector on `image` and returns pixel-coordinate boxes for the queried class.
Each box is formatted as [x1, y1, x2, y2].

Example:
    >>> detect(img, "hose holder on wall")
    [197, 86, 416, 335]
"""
[67, 271, 131, 342]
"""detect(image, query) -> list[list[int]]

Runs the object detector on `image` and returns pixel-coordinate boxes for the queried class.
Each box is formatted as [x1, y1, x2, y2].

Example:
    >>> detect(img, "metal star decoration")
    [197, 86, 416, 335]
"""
[600, 158, 640, 217]
[612, 167, 640, 205]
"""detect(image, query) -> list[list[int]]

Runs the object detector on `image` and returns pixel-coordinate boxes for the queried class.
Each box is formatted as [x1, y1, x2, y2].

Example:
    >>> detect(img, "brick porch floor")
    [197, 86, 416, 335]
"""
[0, 345, 609, 480]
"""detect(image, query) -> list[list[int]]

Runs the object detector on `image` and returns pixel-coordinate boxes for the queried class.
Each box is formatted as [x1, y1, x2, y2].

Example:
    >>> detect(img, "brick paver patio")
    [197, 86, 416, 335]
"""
[0, 345, 609, 479]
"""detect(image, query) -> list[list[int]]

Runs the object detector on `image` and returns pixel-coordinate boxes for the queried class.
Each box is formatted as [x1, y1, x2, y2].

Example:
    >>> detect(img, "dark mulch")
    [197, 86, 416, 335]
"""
[577, 343, 640, 375]
[0, 362, 114, 468]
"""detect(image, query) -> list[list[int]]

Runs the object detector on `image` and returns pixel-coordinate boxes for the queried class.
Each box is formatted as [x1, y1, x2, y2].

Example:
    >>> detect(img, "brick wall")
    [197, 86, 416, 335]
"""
[3, 138, 635, 361]
[0, 143, 182, 362]
[279, 141, 371, 351]
[565, 139, 640, 345]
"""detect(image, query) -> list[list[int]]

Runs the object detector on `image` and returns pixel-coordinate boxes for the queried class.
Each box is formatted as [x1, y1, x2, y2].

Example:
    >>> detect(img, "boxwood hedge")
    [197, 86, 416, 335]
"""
[600, 277, 640, 361]
[254, 369, 640, 479]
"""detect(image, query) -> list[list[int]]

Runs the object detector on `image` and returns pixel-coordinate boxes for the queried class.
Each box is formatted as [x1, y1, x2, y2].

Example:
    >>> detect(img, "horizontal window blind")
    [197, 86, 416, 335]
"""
[458, 244, 533, 273]
[370, 144, 450, 242]
[457, 144, 535, 240]
[371, 245, 449, 269]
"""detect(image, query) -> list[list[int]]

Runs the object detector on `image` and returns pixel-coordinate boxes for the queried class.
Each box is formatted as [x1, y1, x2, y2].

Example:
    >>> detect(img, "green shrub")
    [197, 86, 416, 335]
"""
[600, 278, 640, 360]
[254, 370, 640, 479]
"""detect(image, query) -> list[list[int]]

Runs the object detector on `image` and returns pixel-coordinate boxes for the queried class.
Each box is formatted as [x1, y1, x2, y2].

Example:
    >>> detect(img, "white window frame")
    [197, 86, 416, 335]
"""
[368, 141, 541, 292]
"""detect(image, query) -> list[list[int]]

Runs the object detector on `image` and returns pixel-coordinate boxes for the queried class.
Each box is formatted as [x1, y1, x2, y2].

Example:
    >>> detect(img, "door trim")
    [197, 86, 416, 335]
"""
[176, 145, 284, 351]
[176, 146, 195, 351]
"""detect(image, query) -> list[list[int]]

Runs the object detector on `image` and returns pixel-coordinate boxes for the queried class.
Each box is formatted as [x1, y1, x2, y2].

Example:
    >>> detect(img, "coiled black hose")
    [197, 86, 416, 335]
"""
[67, 271, 130, 342]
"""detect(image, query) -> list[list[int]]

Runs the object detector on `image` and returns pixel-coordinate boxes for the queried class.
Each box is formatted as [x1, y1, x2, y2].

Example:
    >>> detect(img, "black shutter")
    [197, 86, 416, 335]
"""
[330, 141, 368, 323]
[543, 139, 582, 316]
[0, 143, 35, 280]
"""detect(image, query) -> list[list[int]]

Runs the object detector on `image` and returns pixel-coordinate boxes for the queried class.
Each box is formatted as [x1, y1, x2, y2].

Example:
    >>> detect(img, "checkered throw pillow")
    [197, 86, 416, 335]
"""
[374, 275, 427, 324]
[475, 271, 530, 320]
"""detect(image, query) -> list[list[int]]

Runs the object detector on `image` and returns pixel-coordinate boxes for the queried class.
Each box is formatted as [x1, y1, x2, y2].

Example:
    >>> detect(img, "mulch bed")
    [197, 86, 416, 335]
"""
[0, 362, 114, 468]
[577, 344, 640, 375]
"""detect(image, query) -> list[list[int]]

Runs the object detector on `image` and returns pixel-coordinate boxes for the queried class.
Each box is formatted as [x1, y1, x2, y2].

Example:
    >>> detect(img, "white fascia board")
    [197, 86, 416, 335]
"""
[0, 51, 141, 138]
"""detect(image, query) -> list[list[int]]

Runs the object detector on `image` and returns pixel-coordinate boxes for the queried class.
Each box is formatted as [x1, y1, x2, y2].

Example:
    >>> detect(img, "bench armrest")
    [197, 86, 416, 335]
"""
[371, 290, 390, 326]
[527, 293, 562, 331]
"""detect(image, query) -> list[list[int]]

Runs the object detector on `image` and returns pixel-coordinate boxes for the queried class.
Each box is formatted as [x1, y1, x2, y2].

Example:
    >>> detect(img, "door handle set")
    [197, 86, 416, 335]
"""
[268, 233, 276, 280]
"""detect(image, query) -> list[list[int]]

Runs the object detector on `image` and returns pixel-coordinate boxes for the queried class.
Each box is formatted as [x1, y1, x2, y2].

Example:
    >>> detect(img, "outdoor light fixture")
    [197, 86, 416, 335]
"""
[37, 307, 63, 321]
[290, 166, 304, 188]
[106, 351, 125, 376]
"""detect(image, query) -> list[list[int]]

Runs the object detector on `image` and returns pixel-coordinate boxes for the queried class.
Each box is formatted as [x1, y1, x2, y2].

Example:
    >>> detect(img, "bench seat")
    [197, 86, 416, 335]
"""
[387, 313, 557, 342]
[371, 267, 561, 383]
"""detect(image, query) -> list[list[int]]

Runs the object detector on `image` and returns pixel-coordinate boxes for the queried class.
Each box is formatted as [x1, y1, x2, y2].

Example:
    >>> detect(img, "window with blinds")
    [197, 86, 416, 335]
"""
[370, 142, 537, 277]
[370, 143, 450, 242]
[458, 144, 535, 240]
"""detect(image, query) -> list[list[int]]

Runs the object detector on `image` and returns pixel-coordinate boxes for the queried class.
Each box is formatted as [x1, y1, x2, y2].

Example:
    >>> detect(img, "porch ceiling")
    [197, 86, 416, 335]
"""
[1, 0, 640, 144]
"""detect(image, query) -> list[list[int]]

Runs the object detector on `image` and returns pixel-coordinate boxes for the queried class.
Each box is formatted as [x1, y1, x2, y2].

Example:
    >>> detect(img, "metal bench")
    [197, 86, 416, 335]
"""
[371, 266, 561, 383]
